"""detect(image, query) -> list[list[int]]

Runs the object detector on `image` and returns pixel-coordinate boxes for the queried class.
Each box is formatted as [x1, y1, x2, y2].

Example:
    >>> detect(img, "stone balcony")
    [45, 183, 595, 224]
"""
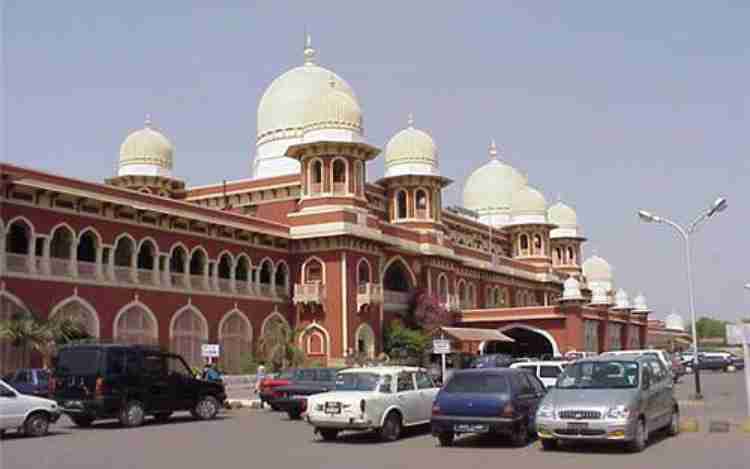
[356, 282, 384, 311]
[293, 282, 326, 305]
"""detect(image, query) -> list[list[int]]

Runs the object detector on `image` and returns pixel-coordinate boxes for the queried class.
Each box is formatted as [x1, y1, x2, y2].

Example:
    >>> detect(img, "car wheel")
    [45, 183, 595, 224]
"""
[627, 419, 647, 453]
[24, 412, 50, 437]
[667, 409, 680, 437]
[153, 412, 172, 423]
[319, 429, 339, 441]
[540, 438, 558, 451]
[438, 432, 454, 447]
[194, 395, 220, 420]
[510, 419, 530, 447]
[71, 416, 94, 428]
[288, 410, 302, 420]
[379, 412, 402, 442]
[119, 401, 146, 428]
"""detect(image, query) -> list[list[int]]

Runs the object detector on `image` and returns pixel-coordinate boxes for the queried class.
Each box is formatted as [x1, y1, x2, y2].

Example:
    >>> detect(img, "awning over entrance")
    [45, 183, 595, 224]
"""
[437, 327, 515, 343]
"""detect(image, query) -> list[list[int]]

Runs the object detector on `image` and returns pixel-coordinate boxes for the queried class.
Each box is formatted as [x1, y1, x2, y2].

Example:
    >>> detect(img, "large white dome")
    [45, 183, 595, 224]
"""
[118, 116, 174, 177]
[253, 37, 362, 179]
[548, 200, 582, 238]
[383, 115, 438, 177]
[582, 255, 613, 282]
[463, 141, 527, 217]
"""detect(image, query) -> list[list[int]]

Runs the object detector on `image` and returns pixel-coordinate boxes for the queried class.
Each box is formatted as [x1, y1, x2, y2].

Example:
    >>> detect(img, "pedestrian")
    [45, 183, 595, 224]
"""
[202, 362, 222, 382]
[255, 365, 267, 409]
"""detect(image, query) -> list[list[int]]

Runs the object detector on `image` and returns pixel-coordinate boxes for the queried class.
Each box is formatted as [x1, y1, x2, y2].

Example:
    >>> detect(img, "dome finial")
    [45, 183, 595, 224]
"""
[303, 32, 316, 65]
[328, 74, 336, 88]
[557, 192, 562, 202]
[144, 114, 152, 129]
[407, 112, 414, 127]
[489, 139, 498, 159]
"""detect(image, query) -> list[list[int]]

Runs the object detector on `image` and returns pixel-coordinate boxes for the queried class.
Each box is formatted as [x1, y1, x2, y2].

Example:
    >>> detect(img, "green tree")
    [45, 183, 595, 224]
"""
[694, 317, 727, 339]
[0, 311, 91, 368]
[256, 320, 305, 372]
[383, 320, 431, 363]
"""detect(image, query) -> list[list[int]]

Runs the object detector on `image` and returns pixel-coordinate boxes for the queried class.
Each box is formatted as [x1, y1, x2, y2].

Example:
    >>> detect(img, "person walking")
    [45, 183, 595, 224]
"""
[255, 365, 267, 409]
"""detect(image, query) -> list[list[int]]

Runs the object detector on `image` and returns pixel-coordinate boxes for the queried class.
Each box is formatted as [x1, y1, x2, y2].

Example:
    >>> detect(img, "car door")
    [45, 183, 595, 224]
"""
[142, 352, 173, 411]
[414, 371, 438, 421]
[651, 358, 672, 428]
[640, 363, 658, 428]
[395, 372, 420, 424]
[167, 354, 198, 410]
[12, 370, 33, 395]
[524, 374, 546, 428]
[0, 381, 26, 429]
[516, 373, 542, 422]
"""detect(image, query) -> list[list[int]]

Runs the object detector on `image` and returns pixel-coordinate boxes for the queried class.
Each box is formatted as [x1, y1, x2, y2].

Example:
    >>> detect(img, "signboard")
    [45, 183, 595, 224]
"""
[201, 344, 220, 358]
[726, 324, 750, 345]
[433, 339, 451, 355]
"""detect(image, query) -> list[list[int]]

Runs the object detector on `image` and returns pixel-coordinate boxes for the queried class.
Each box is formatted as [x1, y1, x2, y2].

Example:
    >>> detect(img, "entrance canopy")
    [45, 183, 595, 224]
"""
[433, 327, 514, 354]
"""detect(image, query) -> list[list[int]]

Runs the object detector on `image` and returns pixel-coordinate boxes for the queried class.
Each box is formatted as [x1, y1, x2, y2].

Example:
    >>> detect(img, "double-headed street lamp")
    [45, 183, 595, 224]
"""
[638, 197, 728, 400]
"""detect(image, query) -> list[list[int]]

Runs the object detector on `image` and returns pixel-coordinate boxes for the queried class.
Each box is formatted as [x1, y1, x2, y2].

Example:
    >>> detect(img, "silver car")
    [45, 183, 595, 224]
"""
[535, 355, 679, 452]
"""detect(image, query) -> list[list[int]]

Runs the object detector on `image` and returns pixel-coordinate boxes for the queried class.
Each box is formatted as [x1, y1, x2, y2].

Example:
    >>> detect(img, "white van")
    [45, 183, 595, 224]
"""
[510, 361, 569, 388]
[600, 349, 672, 372]
[0, 379, 61, 437]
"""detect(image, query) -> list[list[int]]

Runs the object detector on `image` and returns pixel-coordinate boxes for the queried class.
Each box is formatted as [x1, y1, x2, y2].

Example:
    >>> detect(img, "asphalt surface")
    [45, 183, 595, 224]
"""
[1, 372, 748, 469]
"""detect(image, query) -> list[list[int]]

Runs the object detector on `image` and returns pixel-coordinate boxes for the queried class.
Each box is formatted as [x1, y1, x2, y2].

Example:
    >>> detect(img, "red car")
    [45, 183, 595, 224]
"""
[258, 369, 297, 410]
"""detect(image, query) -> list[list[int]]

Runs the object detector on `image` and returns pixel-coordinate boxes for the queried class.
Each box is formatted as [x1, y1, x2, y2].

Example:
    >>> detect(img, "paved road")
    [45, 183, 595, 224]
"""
[2, 373, 748, 469]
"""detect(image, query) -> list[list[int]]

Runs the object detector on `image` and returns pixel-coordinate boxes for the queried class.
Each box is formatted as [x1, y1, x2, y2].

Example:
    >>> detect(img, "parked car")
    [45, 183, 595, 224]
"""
[269, 368, 341, 419]
[600, 349, 673, 373]
[510, 361, 569, 388]
[470, 354, 514, 369]
[536, 355, 679, 453]
[4, 368, 52, 397]
[0, 378, 61, 437]
[52, 344, 226, 428]
[431, 368, 547, 447]
[306, 367, 439, 442]
[563, 351, 597, 361]
[258, 369, 298, 410]
[693, 353, 733, 372]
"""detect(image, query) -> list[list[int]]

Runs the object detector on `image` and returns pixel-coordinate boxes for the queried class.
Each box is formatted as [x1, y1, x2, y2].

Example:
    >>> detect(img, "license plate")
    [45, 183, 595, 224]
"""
[454, 423, 489, 434]
[65, 400, 83, 408]
[325, 402, 341, 414]
[567, 422, 588, 430]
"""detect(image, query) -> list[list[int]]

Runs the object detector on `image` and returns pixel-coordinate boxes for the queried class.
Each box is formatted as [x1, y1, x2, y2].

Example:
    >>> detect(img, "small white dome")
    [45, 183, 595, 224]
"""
[384, 115, 438, 177]
[302, 83, 362, 134]
[590, 285, 610, 305]
[118, 117, 174, 177]
[562, 277, 583, 301]
[614, 288, 630, 309]
[463, 141, 527, 214]
[582, 255, 613, 282]
[510, 185, 547, 215]
[632, 293, 649, 312]
[665, 313, 685, 331]
[548, 201, 577, 226]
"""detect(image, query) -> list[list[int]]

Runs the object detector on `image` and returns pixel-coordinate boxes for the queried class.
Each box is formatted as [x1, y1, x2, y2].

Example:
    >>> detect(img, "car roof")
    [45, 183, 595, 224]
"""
[511, 360, 569, 366]
[576, 355, 647, 364]
[338, 366, 425, 374]
[452, 367, 527, 375]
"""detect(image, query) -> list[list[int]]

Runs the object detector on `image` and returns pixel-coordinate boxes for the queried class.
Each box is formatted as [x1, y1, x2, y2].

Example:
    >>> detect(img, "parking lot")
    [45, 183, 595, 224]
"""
[1, 372, 748, 469]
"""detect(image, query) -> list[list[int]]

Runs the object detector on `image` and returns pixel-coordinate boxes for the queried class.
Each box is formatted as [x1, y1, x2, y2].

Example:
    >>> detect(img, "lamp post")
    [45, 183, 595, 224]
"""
[637, 197, 727, 400]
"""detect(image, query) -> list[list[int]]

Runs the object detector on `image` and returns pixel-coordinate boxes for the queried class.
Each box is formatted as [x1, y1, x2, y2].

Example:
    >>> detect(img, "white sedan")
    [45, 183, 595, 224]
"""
[305, 366, 439, 441]
[0, 379, 61, 437]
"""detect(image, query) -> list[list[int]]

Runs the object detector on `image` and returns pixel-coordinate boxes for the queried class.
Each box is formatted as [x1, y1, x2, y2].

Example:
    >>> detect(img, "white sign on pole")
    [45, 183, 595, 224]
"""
[201, 344, 220, 358]
[726, 324, 750, 345]
[433, 339, 451, 355]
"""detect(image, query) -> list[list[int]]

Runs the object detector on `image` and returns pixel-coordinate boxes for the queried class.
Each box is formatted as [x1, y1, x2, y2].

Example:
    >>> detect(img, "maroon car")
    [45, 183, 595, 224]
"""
[258, 369, 297, 410]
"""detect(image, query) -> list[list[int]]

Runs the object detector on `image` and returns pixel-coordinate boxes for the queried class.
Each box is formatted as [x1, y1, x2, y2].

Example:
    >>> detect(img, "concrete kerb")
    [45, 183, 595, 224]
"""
[225, 398, 262, 410]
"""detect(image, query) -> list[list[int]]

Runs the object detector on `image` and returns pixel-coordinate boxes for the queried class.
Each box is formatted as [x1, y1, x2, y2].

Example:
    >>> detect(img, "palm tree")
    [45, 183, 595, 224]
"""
[0, 311, 90, 369]
[257, 320, 306, 372]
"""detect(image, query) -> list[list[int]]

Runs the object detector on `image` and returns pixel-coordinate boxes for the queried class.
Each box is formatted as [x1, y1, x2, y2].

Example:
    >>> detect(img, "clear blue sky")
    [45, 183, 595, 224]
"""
[3, 2, 748, 321]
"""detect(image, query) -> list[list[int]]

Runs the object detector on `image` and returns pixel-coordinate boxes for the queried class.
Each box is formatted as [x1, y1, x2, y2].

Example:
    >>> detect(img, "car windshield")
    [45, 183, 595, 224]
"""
[557, 361, 639, 389]
[335, 372, 380, 391]
[55, 349, 101, 375]
[444, 373, 510, 397]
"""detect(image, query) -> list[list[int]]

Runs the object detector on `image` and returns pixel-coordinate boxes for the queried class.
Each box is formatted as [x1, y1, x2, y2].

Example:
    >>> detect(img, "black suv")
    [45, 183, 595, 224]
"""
[52, 344, 226, 428]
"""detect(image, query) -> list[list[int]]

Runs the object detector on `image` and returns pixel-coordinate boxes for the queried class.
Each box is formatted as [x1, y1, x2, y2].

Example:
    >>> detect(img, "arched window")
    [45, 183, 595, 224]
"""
[274, 262, 289, 296]
[50, 226, 73, 260]
[77, 231, 97, 263]
[467, 283, 475, 308]
[235, 256, 250, 283]
[355, 324, 376, 359]
[189, 249, 206, 276]
[115, 304, 158, 345]
[357, 259, 371, 285]
[568, 247, 576, 265]
[396, 190, 407, 219]
[303, 258, 323, 283]
[219, 311, 252, 374]
[332, 159, 347, 194]
[259, 259, 274, 295]
[519, 234, 529, 255]
[218, 253, 232, 280]
[170, 307, 207, 368]
[137, 240, 156, 271]
[170, 246, 186, 274]
[533, 234, 543, 255]
[555, 247, 562, 265]
[415, 189, 428, 219]
[5, 220, 31, 255]
[438, 274, 449, 302]
[52, 298, 99, 338]
[458, 281, 467, 306]
[354, 161, 364, 195]
[0, 294, 31, 374]
[310, 160, 323, 194]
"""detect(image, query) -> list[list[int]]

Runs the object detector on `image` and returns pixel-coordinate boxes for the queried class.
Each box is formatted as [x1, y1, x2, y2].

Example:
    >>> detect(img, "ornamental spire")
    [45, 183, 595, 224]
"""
[407, 112, 414, 128]
[144, 113, 152, 129]
[489, 139, 498, 159]
[303, 32, 316, 65]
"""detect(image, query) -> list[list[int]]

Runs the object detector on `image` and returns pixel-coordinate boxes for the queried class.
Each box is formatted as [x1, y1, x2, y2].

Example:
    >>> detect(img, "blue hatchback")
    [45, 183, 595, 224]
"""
[430, 368, 547, 447]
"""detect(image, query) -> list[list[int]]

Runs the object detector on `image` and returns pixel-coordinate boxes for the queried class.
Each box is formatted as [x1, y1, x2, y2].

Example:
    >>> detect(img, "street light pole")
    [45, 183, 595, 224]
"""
[637, 197, 727, 400]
